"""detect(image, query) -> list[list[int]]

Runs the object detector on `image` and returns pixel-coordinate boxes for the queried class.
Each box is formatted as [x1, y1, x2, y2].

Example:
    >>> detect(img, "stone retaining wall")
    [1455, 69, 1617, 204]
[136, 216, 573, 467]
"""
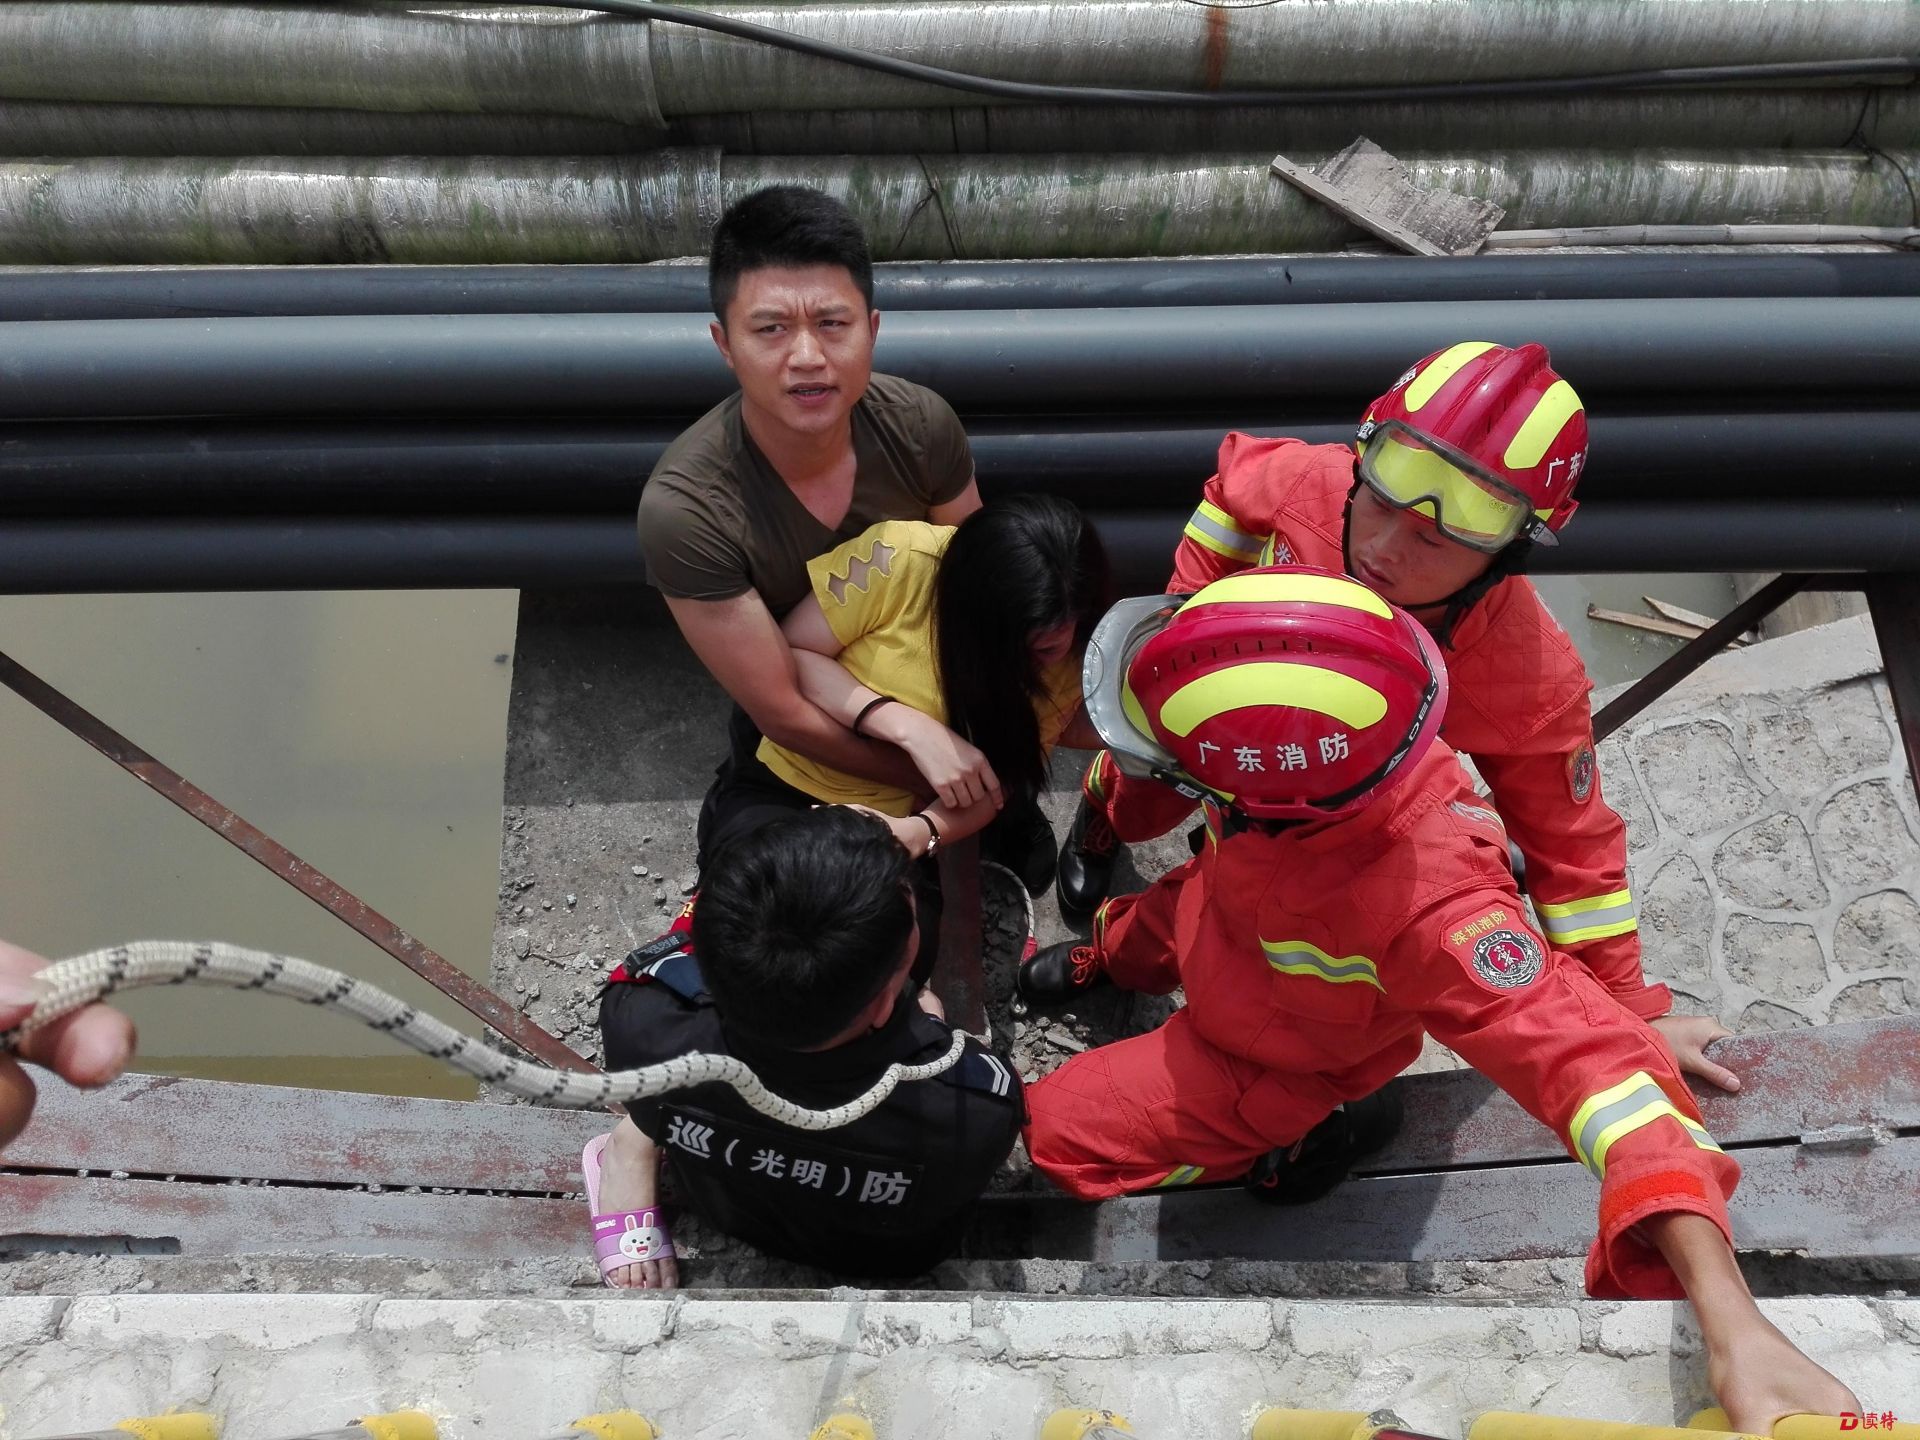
[1594, 615, 1920, 1029]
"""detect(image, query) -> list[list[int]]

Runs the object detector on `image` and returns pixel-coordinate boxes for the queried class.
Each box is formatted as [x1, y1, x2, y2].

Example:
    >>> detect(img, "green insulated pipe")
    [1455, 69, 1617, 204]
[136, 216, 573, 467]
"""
[2, 150, 1915, 265]
[9, 88, 1920, 157]
[2, 1, 1916, 122]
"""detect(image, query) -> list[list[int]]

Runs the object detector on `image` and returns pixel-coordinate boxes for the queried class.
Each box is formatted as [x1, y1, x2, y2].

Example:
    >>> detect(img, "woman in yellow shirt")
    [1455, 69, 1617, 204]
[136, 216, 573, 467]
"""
[697, 495, 1110, 894]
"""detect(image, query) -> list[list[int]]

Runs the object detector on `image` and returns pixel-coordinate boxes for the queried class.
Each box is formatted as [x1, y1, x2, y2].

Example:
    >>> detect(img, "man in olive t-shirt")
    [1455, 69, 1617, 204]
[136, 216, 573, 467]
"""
[637, 186, 982, 818]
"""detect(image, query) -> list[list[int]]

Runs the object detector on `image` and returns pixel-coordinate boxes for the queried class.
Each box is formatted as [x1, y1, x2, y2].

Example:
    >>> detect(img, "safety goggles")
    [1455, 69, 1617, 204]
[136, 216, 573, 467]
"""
[1357, 421, 1551, 553]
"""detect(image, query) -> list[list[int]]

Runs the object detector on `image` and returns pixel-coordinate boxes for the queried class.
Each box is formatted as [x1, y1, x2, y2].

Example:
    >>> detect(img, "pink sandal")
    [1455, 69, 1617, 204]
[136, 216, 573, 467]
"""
[582, 1132, 676, 1286]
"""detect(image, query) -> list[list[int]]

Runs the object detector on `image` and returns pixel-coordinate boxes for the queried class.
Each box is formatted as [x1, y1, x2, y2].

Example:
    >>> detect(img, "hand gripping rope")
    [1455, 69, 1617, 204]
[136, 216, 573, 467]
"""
[2, 940, 965, 1131]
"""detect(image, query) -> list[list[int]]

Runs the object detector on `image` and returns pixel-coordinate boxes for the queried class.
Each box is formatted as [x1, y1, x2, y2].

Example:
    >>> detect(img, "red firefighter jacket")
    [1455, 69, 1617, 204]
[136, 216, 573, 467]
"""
[1181, 743, 1734, 1299]
[1170, 433, 1663, 1018]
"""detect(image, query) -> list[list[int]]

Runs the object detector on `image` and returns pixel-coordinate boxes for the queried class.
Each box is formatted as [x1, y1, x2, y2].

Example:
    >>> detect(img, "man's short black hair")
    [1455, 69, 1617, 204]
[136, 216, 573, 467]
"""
[708, 184, 876, 324]
[692, 807, 914, 1048]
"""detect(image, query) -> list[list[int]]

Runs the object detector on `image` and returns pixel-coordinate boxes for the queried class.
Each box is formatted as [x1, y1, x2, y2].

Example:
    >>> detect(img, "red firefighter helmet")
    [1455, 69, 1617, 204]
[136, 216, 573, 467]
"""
[1356, 341, 1588, 552]
[1081, 566, 1448, 822]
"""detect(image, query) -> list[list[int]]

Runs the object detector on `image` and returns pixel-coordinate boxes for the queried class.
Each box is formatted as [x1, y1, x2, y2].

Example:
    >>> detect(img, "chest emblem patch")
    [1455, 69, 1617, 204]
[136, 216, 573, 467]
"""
[1472, 928, 1545, 989]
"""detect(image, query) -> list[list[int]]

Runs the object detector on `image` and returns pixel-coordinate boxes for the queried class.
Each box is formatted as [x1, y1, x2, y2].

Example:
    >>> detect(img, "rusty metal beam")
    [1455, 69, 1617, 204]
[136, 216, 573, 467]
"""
[0, 647, 593, 1074]
[1593, 572, 1808, 742]
[1865, 573, 1920, 811]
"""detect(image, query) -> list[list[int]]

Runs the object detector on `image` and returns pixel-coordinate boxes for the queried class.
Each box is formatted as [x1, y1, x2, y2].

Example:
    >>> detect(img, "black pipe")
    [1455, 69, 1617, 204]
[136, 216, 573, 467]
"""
[6, 409, 1917, 517]
[8, 299, 1920, 420]
[3, 501, 1914, 594]
[6, 254, 1919, 321]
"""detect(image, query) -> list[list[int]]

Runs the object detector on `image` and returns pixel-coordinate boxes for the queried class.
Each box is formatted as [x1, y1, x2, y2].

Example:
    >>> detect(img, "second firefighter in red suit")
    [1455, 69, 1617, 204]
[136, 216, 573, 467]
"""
[1020, 567, 1855, 1433]
[1054, 341, 1737, 1087]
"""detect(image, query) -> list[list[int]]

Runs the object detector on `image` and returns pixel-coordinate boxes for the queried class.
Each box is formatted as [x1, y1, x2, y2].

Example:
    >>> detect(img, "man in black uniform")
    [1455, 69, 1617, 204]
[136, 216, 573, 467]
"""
[588, 806, 1025, 1289]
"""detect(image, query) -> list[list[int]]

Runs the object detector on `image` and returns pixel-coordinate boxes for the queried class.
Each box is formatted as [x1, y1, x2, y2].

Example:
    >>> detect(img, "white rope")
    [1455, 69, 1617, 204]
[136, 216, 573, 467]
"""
[1, 941, 965, 1131]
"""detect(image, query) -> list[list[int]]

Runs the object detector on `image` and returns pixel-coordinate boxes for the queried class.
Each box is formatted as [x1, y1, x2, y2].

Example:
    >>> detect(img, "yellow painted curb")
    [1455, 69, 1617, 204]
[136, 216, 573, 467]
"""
[354, 1413, 439, 1440]
[115, 1417, 221, 1440]
[1039, 1411, 1133, 1440]
[567, 1414, 659, 1440]
[1252, 1411, 1378, 1440]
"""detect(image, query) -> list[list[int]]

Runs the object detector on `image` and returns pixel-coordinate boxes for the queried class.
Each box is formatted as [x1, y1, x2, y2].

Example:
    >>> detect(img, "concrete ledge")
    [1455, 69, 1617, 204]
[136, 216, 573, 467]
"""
[2, 1294, 1913, 1439]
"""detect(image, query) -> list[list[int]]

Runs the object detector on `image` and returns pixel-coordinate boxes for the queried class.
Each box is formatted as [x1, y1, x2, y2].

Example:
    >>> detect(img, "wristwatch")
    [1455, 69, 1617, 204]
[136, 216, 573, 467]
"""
[912, 811, 941, 859]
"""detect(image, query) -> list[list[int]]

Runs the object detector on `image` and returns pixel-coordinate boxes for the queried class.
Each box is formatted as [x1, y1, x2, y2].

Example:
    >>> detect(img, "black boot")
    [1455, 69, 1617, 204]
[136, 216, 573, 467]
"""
[1056, 796, 1121, 923]
[1016, 939, 1111, 1006]
[1243, 1086, 1403, 1206]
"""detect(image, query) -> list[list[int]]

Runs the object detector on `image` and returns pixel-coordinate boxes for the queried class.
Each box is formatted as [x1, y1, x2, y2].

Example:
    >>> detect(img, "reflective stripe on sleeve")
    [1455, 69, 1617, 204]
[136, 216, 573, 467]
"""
[1182, 500, 1265, 563]
[1569, 1070, 1721, 1178]
[1260, 937, 1382, 989]
[1153, 1164, 1207, 1188]
[1538, 888, 1638, 945]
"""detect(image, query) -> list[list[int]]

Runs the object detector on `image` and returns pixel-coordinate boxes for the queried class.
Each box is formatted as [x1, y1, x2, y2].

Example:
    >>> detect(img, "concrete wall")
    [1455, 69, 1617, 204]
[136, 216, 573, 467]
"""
[1593, 615, 1920, 1030]
[3, 1294, 1916, 1440]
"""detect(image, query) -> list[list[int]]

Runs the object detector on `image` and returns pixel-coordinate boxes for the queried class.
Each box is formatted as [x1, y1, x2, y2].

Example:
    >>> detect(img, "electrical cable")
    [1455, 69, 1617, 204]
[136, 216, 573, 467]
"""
[550, 2, 1917, 109]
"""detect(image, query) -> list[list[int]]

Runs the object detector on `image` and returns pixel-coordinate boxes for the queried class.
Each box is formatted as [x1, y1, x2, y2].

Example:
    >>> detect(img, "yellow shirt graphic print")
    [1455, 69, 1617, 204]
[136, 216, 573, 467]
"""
[758, 519, 1082, 817]
[759, 521, 954, 816]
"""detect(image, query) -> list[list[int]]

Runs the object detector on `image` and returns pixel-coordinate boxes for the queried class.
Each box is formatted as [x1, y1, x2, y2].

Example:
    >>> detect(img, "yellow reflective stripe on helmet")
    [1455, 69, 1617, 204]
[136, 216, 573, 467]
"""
[1503, 379, 1585, 471]
[1160, 662, 1388, 738]
[1568, 1072, 1716, 1178]
[1154, 1164, 1206, 1188]
[1404, 341, 1498, 412]
[1183, 500, 1264, 563]
[1538, 888, 1638, 945]
[1260, 937, 1382, 989]
[1185, 571, 1393, 619]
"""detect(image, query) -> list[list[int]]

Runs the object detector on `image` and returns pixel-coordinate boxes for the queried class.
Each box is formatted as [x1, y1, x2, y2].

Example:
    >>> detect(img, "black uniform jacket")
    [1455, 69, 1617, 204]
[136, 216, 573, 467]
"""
[600, 939, 1025, 1278]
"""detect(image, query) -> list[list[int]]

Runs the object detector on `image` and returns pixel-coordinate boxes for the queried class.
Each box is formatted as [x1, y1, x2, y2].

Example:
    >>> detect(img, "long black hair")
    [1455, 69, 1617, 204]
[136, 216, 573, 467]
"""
[934, 495, 1111, 805]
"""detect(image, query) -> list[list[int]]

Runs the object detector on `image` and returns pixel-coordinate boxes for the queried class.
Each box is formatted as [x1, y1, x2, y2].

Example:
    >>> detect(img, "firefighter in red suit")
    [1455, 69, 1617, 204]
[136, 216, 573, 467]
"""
[1051, 343, 1735, 1087]
[1020, 568, 1854, 1432]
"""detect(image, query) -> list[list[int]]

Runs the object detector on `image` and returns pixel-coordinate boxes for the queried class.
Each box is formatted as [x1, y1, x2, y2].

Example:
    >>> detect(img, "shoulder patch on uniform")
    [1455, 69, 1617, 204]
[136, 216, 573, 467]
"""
[1568, 743, 1596, 803]
[1469, 928, 1546, 990]
[946, 1047, 1020, 1101]
[638, 949, 708, 1003]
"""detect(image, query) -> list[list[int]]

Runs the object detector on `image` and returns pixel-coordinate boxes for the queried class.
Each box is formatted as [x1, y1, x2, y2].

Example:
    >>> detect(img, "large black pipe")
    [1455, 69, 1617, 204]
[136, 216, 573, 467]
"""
[5, 254, 1919, 321]
[3, 501, 1915, 594]
[8, 299, 1920, 420]
[4, 408, 1917, 516]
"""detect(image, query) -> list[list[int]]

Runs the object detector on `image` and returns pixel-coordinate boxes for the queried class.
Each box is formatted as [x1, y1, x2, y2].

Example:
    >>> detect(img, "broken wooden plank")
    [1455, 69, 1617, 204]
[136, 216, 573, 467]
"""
[9, 1070, 608, 1193]
[1363, 1016, 1920, 1174]
[0, 1173, 583, 1262]
[975, 1135, 1920, 1266]
[935, 834, 988, 1038]
[1271, 140, 1505, 259]
[1644, 596, 1760, 645]
[1587, 605, 1734, 644]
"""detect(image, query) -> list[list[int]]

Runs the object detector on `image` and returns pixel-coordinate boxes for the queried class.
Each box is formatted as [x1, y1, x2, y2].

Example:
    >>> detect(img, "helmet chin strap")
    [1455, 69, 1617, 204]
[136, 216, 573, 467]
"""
[1341, 476, 1534, 649]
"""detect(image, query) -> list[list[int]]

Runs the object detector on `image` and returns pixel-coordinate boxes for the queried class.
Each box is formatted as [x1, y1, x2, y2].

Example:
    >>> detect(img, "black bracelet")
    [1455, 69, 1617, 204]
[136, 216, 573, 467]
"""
[910, 810, 941, 858]
[852, 694, 896, 737]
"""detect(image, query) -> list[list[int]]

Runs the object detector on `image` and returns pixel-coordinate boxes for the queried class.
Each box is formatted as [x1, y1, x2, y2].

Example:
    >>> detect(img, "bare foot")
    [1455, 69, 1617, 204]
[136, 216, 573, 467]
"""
[595, 1116, 680, 1291]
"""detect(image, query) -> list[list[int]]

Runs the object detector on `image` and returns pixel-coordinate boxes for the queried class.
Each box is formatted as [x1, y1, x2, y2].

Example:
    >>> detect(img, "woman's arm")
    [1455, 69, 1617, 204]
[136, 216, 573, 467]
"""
[785, 604, 1004, 811]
